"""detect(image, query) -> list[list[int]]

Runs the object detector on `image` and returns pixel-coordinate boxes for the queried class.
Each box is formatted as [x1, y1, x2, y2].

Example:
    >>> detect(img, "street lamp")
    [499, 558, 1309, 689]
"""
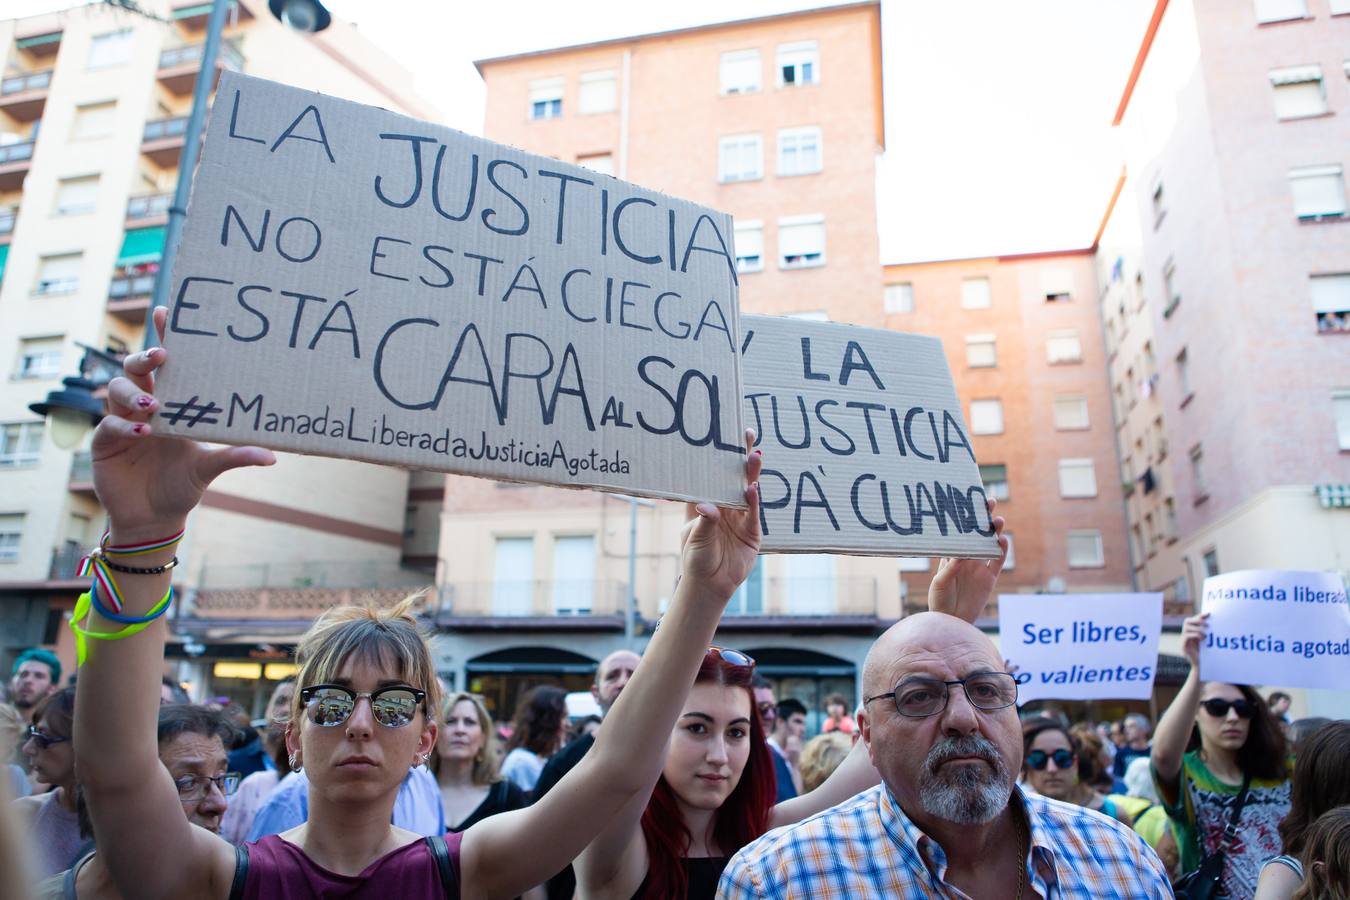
[28, 345, 123, 450]
[144, 0, 332, 348]
[268, 0, 332, 33]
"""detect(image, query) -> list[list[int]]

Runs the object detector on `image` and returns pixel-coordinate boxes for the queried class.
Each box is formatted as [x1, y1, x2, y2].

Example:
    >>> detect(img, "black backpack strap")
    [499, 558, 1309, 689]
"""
[228, 843, 250, 900]
[425, 835, 460, 900]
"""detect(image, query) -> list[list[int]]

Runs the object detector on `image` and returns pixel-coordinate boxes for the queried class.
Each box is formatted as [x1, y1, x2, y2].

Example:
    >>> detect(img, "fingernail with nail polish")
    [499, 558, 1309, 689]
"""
[137, 396, 154, 408]
[133, 424, 147, 435]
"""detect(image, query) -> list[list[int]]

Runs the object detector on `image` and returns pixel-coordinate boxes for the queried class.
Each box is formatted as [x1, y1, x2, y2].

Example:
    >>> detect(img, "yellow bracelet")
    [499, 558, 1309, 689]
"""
[69, 589, 172, 667]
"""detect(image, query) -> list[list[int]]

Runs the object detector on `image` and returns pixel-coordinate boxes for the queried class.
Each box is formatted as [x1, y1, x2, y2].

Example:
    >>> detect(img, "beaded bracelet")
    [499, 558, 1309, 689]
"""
[100, 557, 179, 576]
[77, 529, 184, 615]
[69, 586, 173, 666]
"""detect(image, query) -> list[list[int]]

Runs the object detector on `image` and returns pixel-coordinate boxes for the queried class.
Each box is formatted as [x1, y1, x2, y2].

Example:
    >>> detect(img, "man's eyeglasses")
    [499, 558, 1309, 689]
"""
[1025, 748, 1076, 771]
[864, 673, 1019, 718]
[706, 647, 754, 670]
[300, 684, 426, 728]
[25, 725, 69, 751]
[173, 772, 241, 801]
[1199, 698, 1254, 719]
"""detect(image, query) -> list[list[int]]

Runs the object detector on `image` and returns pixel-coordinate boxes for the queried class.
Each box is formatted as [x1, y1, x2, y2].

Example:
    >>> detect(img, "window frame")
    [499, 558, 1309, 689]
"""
[86, 29, 134, 69]
[776, 214, 826, 270]
[34, 253, 82, 296]
[719, 49, 762, 95]
[577, 69, 617, 115]
[1052, 395, 1090, 431]
[528, 77, 564, 121]
[733, 220, 764, 274]
[776, 125, 822, 177]
[718, 133, 763, 183]
[55, 174, 100, 216]
[969, 399, 1005, 436]
[1045, 329, 1083, 365]
[0, 422, 43, 468]
[1269, 65, 1327, 119]
[884, 283, 914, 314]
[965, 333, 998, 369]
[960, 277, 992, 310]
[1057, 457, 1098, 498]
[775, 40, 819, 88]
[1253, 0, 1309, 23]
[1067, 529, 1105, 569]
[16, 336, 63, 380]
[1289, 164, 1348, 221]
[979, 463, 1009, 501]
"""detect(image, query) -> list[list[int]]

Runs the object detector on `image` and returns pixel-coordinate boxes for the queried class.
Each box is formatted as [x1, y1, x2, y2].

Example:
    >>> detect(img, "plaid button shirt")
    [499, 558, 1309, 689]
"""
[717, 784, 1174, 899]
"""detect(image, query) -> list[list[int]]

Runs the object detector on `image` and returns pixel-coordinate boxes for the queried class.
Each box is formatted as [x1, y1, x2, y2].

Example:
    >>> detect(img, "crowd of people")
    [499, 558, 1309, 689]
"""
[1, 310, 1347, 899]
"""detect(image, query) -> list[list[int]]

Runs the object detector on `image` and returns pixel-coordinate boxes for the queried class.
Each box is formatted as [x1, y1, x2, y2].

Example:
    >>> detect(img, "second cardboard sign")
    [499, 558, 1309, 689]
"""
[741, 316, 1000, 558]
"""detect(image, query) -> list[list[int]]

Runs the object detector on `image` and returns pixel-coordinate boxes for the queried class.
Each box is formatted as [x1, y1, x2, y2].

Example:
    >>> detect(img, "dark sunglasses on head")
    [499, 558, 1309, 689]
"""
[706, 647, 754, 670]
[26, 725, 70, 751]
[1025, 748, 1076, 771]
[1200, 698, 1253, 719]
[300, 684, 426, 728]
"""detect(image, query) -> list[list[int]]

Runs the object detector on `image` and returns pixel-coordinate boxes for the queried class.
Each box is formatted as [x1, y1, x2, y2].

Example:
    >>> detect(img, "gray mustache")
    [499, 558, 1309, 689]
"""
[924, 735, 1001, 772]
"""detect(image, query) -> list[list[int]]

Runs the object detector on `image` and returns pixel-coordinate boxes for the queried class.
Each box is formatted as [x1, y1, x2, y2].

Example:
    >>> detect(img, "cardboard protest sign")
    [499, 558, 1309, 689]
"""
[153, 73, 746, 506]
[1199, 570, 1350, 690]
[999, 593, 1163, 702]
[740, 316, 1000, 557]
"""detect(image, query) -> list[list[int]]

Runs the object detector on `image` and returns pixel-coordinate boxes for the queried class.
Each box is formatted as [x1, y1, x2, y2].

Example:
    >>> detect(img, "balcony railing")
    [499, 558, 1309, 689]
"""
[109, 273, 156, 299]
[49, 544, 82, 580]
[192, 560, 435, 620]
[0, 207, 15, 236]
[431, 579, 628, 619]
[1, 70, 51, 96]
[127, 193, 173, 220]
[0, 140, 36, 164]
[143, 116, 189, 142]
[158, 40, 245, 72]
[69, 451, 93, 488]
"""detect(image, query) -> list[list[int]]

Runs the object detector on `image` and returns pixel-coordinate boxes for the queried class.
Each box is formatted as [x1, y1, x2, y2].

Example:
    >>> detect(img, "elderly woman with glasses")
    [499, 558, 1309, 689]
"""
[13, 687, 84, 878]
[1152, 612, 1292, 898]
[72, 307, 774, 899]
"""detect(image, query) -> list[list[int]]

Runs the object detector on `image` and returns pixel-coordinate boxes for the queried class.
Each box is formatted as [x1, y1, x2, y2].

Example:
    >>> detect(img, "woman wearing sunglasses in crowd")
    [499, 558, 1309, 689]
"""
[1021, 719, 1133, 826]
[573, 505, 1010, 900]
[73, 307, 765, 900]
[1152, 612, 1291, 898]
[14, 688, 87, 878]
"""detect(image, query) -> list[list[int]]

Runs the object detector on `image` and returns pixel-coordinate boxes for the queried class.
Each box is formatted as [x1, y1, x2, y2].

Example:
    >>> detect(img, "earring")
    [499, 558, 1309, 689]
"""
[288, 753, 301, 772]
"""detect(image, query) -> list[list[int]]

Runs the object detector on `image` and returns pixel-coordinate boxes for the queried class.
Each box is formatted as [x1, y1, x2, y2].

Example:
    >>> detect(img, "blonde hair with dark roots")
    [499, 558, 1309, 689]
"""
[289, 594, 441, 730]
[430, 692, 503, 786]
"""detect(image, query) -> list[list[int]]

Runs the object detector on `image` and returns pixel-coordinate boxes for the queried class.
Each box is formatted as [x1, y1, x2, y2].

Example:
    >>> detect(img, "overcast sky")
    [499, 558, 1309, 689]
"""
[12, 0, 1153, 261]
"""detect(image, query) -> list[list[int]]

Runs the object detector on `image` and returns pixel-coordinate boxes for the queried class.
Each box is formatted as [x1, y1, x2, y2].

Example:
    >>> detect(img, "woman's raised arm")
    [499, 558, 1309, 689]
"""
[1151, 613, 1208, 804]
[75, 307, 274, 900]
[460, 437, 763, 900]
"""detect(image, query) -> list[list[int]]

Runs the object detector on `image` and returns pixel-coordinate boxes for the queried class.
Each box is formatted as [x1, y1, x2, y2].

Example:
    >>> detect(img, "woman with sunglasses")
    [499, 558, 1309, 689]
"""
[1152, 612, 1291, 898]
[73, 307, 765, 899]
[14, 688, 86, 878]
[573, 504, 1011, 900]
[1021, 719, 1133, 826]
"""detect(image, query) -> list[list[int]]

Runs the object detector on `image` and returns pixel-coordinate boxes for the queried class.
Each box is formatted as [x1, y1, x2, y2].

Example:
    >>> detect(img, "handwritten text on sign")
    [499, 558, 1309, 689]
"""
[1200, 569, 1350, 690]
[741, 316, 999, 557]
[999, 593, 1163, 701]
[153, 72, 746, 505]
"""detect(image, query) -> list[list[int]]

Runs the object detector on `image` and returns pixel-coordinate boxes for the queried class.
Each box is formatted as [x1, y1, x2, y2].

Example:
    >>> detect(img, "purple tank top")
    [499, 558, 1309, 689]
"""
[239, 832, 461, 899]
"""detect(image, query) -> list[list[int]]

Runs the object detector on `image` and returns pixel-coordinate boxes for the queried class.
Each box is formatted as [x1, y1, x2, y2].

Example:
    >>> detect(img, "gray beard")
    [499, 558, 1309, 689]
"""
[915, 735, 1013, 825]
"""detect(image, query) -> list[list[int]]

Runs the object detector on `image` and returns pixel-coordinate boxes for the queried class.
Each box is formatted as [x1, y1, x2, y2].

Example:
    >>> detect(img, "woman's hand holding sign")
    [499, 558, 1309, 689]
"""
[94, 307, 275, 541]
[678, 428, 763, 604]
[927, 497, 1008, 623]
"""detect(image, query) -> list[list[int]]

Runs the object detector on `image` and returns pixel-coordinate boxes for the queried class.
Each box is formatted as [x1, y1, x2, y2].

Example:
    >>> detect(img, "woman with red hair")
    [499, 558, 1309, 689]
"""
[574, 510, 1010, 899]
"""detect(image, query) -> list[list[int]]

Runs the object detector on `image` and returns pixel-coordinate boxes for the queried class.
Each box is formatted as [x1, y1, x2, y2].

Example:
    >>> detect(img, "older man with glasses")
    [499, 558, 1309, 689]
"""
[719, 613, 1172, 898]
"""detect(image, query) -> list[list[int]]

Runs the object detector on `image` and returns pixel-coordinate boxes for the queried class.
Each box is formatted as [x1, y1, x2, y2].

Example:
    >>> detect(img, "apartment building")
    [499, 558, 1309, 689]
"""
[0, 0, 435, 708]
[424, 2, 887, 721]
[1094, 0, 1350, 644]
[881, 250, 1134, 605]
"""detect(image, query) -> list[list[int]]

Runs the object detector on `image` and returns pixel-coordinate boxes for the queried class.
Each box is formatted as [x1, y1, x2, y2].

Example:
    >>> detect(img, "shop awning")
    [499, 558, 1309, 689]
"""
[116, 226, 165, 267]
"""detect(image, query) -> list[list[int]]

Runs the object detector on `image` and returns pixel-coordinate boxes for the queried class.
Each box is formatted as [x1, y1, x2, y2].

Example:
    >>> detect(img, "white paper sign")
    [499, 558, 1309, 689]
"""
[999, 593, 1163, 701]
[1199, 569, 1350, 690]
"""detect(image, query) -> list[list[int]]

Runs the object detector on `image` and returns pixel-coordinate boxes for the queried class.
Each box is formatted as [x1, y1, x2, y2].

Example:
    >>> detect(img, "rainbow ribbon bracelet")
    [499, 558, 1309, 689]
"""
[76, 528, 184, 615]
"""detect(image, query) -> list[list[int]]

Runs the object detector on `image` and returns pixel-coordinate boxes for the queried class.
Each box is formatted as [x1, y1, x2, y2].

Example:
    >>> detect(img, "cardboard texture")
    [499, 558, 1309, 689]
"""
[741, 315, 1000, 557]
[154, 72, 746, 506]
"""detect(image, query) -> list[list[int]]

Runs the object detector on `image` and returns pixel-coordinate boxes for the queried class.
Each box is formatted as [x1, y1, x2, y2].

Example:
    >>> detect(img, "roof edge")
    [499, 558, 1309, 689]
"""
[1112, 0, 1170, 126]
[473, 0, 880, 74]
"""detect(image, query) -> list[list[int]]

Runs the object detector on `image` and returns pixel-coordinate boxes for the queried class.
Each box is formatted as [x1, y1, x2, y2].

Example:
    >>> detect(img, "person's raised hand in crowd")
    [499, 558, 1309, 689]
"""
[678, 430, 762, 603]
[94, 307, 274, 538]
[1180, 612, 1210, 669]
[926, 497, 1008, 623]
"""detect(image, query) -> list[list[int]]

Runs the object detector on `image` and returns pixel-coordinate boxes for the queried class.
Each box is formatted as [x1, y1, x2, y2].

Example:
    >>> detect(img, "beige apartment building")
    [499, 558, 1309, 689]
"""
[1094, 0, 1350, 712]
[421, 2, 888, 720]
[881, 250, 1134, 604]
[0, 0, 434, 708]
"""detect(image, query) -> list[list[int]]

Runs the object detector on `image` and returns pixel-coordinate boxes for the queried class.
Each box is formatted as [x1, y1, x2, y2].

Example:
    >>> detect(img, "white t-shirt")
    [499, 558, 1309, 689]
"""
[500, 748, 546, 792]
